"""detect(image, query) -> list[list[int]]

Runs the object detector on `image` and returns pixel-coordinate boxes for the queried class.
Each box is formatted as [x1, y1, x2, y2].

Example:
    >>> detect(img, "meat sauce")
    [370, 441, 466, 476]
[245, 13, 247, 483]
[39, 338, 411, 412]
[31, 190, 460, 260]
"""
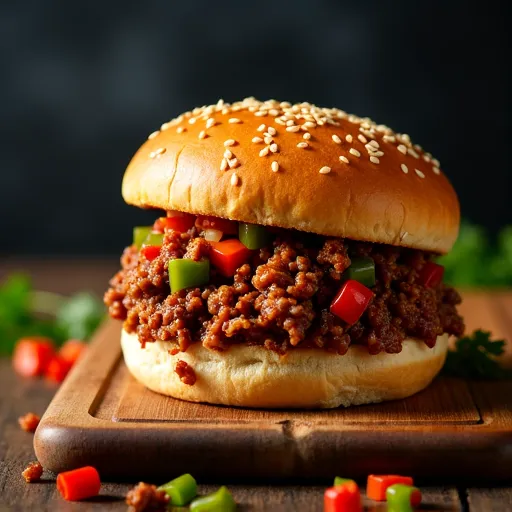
[105, 226, 464, 356]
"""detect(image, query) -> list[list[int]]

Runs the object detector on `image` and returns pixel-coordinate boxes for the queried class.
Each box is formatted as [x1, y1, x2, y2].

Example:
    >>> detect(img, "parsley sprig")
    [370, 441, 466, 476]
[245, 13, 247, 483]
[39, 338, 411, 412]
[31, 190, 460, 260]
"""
[443, 330, 512, 379]
[0, 274, 105, 356]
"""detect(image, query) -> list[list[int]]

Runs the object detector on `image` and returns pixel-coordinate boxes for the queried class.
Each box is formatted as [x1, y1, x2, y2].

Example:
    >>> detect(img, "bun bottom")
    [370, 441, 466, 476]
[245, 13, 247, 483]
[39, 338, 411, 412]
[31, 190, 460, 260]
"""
[121, 330, 448, 409]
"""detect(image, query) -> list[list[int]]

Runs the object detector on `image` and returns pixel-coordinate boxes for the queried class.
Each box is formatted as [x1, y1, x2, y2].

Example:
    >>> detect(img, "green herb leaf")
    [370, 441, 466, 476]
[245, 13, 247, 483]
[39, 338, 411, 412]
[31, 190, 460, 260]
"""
[56, 292, 105, 342]
[443, 330, 512, 379]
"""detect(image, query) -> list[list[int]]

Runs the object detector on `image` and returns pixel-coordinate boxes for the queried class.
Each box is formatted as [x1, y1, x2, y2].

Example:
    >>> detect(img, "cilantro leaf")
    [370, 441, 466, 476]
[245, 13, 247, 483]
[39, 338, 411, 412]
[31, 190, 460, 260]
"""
[56, 292, 105, 341]
[443, 330, 512, 379]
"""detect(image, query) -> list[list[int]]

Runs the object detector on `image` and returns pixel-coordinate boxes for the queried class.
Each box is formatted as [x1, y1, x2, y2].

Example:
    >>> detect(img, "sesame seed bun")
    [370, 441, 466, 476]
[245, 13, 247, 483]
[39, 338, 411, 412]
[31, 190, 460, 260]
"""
[122, 98, 460, 253]
[121, 329, 449, 408]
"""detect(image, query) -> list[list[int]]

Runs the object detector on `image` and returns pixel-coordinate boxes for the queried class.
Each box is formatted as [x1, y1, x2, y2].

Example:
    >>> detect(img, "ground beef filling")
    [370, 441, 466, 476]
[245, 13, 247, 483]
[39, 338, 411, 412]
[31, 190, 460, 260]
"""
[105, 230, 464, 355]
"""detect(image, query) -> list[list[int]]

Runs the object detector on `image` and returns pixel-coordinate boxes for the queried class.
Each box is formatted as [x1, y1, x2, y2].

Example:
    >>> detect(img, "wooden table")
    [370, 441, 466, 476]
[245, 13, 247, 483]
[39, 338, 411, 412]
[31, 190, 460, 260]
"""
[1, 259, 511, 511]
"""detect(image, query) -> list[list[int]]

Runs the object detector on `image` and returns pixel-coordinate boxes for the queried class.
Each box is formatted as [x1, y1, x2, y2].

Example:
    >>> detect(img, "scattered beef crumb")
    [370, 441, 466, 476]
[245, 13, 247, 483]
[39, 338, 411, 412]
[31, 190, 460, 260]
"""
[22, 461, 43, 483]
[175, 360, 197, 386]
[18, 413, 40, 433]
[126, 482, 169, 512]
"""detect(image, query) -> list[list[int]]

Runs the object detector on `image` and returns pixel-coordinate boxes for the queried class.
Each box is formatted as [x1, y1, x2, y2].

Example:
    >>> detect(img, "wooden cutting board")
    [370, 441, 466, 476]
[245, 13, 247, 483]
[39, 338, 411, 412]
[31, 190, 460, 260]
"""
[34, 292, 512, 482]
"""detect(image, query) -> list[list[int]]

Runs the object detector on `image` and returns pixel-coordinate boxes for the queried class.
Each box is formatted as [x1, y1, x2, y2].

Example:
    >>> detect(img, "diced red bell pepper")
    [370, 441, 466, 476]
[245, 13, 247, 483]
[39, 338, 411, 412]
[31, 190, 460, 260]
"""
[45, 356, 72, 383]
[153, 213, 195, 234]
[324, 482, 362, 512]
[141, 245, 162, 261]
[196, 215, 238, 235]
[418, 261, 444, 288]
[13, 338, 55, 378]
[59, 340, 87, 366]
[209, 239, 253, 277]
[330, 280, 373, 325]
[367, 474, 414, 501]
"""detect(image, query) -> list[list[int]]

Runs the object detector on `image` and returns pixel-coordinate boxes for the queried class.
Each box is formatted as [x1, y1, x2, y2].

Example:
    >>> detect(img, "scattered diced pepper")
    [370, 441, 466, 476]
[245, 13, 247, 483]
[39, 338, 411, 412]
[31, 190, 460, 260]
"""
[154, 213, 195, 234]
[140, 245, 162, 262]
[45, 356, 72, 383]
[13, 338, 55, 378]
[343, 257, 375, 288]
[56, 466, 101, 501]
[239, 223, 272, 250]
[334, 477, 356, 487]
[190, 486, 236, 511]
[330, 280, 373, 325]
[143, 233, 165, 247]
[169, 259, 210, 294]
[196, 215, 239, 235]
[133, 226, 153, 249]
[209, 239, 253, 277]
[59, 340, 87, 366]
[418, 261, 444, 288]
[386, 484, 422, 512]
[366, 475, 414, 502]
[158, 473, 197, 506]
[324, 482, 362, 512]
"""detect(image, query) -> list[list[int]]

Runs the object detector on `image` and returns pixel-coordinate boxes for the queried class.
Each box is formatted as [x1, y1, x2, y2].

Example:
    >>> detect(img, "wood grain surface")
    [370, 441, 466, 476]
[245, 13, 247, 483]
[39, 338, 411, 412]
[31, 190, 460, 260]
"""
[1, 260, 511, 511]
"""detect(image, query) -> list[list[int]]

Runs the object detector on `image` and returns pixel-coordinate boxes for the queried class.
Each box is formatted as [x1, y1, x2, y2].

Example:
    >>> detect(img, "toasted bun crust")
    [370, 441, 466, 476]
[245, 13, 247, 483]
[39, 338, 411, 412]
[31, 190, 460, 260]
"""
[122, 98, 459, 253]
[121, 330, 448, 409]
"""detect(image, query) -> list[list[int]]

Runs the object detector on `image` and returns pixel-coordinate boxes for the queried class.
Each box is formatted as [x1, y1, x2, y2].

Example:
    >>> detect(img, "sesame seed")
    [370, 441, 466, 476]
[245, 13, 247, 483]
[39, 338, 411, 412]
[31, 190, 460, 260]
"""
[383, 135, 396, 143]
[339, 156, 349, 164]
[269, 109, 279, 116]
[408, 148, 420, 159]
[423, 154, 431, 163]
[221, 108, 230, 115]
[229, 118, 242, 124]
[332, 134, 342, 144]
[345, 134, 353, 143]
[297, 142, 309, 148]
[254, 111, 267, 117]
[270, 143, 278, 153]
[224, 149, 233, 159]
[358, 134, 368, 144]
[188, 118, 197, 124]
[432, 158, 440, 167]
[286, 125, 300, 133]
[161, 122, 170, 131]
[349, 148, 361, 157]
[304, 121, 316, 128]
[401, 164, 409, 174]
[148, 131, 159, 140]
[259, 147, 269, 157]
[433, 166, 440, 175]
[252, 137, 263, 143]
[267, 126, 277, 135]
[271, 161, 279, 172]
[198, 130, 207, 139]
[206, 118, 216, 129]
[398, 144, 407, 154]
[415, 169, 425, 178]
[257, 124, 266, 132]
[303, 132, 311, 140]
[230, 173, 239, 186]
[369, 140, 379, 148]
[149, 151, 155, 159]
[228, 158, 239, 168]
[220, 158, 228, 171]
[176, 127, 187, 134]
[286, 120, 295, 126]
[371, 150, 384, 157]
[370, 156, 380, 164]
[319, 166, 331, 174]
[224, 139, 236, 147]
[275, 118, 286, 125]
[264, 136, 273, 145]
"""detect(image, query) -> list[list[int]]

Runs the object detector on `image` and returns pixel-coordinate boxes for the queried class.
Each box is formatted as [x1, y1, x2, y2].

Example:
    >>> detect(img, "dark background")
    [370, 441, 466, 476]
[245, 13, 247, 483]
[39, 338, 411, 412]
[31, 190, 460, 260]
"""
[1, 0, 509, 256]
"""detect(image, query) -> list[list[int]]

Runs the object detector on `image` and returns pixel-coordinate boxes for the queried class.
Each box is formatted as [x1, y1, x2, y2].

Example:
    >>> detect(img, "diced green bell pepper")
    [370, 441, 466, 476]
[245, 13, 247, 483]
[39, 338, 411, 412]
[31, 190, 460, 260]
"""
[143, 233, 164, 247]
[386, 483, 421, 512]
[158, 473, 197, 506]
[190, 486, 236, 512]
[169, 259, 210, 294]
[334, 476, 356, 487]
[343, 256, 375, 287]
[133, 227, 153, 249]
[239, 223, 272, 250]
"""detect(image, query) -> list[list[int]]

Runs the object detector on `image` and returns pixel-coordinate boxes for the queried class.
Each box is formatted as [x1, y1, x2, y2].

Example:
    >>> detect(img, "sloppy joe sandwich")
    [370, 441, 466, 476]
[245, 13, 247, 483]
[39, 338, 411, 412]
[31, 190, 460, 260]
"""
[105, 97, 464, 408]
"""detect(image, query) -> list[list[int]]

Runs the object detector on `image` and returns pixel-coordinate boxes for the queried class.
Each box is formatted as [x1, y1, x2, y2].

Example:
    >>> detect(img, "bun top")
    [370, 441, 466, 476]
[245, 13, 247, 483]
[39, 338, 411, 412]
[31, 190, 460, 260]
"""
[122, 98, 460, 253]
